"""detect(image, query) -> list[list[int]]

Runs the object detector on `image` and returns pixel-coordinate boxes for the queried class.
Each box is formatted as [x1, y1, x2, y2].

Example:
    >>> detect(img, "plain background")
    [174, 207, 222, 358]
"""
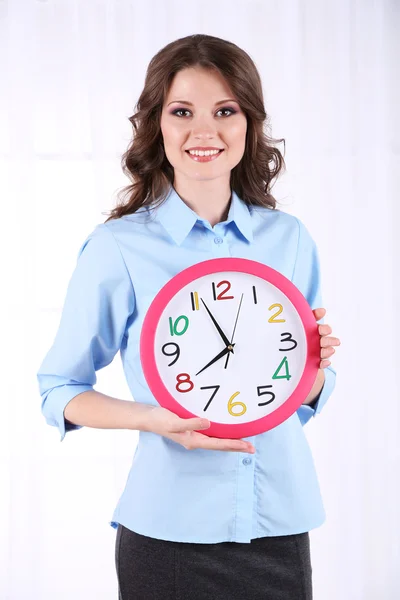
[1, 0, 399, 598]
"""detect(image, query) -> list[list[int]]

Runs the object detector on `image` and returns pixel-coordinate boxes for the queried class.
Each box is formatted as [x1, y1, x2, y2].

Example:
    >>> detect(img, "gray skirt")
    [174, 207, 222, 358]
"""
[115, 523, 313, 600]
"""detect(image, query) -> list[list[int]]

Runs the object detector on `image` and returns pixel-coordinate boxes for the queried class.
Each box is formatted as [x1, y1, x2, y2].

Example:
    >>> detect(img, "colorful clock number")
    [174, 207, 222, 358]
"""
[161, 342, 180, 367]
[169, 315, 189, 336]
[257, 385, 276, 406]
[228, 391, 246, 417]
[268, 303, 286, 323]
[212, 280, 234, 301]
[190, 292, 200, 311]
[279, 332, 298, 351]
[200, 385, 220, 411]
[176, 373, 194, 393]
[200, 386, 247, 417]
[272, 356, 291, 381]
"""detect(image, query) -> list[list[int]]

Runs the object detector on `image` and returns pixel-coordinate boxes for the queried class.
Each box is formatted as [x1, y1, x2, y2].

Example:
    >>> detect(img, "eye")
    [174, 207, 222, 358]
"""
[216, 107, 237, 117]
[171, 107, 237, 118]
[172, 108, 191, 118]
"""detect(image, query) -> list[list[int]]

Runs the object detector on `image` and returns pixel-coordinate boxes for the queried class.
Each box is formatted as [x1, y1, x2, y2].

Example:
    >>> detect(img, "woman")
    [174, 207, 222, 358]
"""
[37, 34, 340, 599]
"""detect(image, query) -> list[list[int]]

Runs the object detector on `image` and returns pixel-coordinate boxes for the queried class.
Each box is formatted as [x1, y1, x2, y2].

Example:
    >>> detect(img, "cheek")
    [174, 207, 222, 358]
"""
[223, 119, 247, 149]
[160, 117, 182, 147]
[229, 121, 247, 140]
[161, 120, 176, 139]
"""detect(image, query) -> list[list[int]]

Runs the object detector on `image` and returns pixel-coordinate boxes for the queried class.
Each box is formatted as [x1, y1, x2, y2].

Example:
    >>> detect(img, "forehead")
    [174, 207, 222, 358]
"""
[165, 67, 235, 102]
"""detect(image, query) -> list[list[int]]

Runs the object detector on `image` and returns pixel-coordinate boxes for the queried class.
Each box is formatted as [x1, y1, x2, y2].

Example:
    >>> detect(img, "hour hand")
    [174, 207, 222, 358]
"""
[195, 344, 235, 376]
[200, 298, 231, 348]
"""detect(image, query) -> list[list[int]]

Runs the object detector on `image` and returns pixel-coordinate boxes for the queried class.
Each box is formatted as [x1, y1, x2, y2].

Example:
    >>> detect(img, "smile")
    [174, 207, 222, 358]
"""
[185, 149, 224, 163]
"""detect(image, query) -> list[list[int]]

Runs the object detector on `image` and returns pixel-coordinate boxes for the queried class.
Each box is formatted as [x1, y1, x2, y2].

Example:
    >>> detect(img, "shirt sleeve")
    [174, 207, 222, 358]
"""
[291, 217, 337, 427]
[36, 223, 135, 442]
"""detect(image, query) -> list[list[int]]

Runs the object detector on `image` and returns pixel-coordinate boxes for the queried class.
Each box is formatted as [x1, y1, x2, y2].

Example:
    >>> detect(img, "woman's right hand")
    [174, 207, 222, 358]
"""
[142, 406, 255, 454]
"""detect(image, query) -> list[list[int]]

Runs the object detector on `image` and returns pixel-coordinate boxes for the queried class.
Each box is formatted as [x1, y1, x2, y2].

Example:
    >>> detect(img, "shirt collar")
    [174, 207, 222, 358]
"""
[154, 185, 254, 246]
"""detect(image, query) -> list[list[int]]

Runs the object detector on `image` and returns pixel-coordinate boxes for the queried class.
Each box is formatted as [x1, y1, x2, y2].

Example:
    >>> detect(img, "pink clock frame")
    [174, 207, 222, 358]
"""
[140, 257, 320, 438]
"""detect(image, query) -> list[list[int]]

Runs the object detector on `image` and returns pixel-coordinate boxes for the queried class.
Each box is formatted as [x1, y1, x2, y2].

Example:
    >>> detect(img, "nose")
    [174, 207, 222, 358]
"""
[192, 124, 219, 145]
[191, 113, 219, 137]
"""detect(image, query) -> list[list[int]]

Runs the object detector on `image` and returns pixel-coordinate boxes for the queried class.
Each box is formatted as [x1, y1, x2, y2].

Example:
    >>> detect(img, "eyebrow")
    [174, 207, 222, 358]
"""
[167, 99, 238, 107]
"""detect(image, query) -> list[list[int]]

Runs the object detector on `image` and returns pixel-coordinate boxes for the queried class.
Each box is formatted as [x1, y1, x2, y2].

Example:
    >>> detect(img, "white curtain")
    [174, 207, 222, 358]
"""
[2, 1, 398, 598]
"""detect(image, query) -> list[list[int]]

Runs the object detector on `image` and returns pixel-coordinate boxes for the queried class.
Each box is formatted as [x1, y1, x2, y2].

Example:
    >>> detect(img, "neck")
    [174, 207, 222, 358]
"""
[172, 177, 231, 227]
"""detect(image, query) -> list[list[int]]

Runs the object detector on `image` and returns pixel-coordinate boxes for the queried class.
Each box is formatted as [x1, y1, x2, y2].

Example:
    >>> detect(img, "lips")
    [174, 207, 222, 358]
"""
[185, 149, 225, 162]
[185, 149, 224, 153]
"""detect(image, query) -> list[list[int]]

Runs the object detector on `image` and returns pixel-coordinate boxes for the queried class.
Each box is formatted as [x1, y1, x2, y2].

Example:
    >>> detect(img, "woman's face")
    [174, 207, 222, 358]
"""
[160, 67, 247, 182]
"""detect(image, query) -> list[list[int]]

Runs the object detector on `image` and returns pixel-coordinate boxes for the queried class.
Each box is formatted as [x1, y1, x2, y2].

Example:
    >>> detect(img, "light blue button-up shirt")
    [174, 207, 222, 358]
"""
[36, 185, 336, 543]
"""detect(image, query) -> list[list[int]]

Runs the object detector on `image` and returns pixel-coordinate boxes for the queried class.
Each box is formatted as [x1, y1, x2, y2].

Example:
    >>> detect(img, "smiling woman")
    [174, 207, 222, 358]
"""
[36, 32, 337, 600]
[104, 33, 286, 227]
[161, 70, 247, 191]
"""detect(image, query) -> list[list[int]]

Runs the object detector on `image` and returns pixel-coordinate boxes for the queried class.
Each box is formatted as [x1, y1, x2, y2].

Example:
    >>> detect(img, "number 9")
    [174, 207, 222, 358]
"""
[161, 342, 180, 366]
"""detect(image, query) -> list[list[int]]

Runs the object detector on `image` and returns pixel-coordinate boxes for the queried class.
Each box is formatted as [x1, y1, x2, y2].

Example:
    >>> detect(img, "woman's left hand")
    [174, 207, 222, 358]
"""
[313, 308, 341, 369]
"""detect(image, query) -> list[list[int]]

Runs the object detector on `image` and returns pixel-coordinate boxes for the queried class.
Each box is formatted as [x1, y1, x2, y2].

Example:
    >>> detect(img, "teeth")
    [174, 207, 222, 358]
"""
[188, 149, 221, 156]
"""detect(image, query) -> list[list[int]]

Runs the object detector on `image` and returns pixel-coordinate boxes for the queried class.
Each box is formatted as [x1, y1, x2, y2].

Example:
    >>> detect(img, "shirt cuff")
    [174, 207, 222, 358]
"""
[296, 366, 336, 426]
[41, 383, 93, 442]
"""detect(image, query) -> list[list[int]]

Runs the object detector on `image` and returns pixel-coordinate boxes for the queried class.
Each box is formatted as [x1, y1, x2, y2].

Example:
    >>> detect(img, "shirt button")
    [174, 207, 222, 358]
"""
[214, 237, 223, 244]
[242, 458, 252, 465]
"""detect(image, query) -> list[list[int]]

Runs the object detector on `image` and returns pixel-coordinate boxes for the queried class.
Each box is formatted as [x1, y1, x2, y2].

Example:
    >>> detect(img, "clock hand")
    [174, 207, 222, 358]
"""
[195, 344, 235, 377]
[225, 293, 244, 369]
[200, 298, 231, 348]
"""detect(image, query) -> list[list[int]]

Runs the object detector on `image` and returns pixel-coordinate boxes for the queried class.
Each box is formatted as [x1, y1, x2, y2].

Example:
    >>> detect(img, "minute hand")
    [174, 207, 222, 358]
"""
[200, 298, 232, 347]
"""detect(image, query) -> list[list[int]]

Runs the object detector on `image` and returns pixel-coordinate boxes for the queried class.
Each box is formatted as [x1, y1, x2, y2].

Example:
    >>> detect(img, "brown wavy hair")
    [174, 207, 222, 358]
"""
[104, 33, 286, 223]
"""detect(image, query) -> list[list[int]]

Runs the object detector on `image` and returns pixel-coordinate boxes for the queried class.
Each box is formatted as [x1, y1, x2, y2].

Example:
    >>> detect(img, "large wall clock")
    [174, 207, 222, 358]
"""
[140, 258, 320, 438]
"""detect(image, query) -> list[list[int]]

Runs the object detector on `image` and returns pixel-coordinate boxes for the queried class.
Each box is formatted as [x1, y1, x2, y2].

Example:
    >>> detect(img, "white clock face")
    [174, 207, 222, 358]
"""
[152, 271, 308, 424]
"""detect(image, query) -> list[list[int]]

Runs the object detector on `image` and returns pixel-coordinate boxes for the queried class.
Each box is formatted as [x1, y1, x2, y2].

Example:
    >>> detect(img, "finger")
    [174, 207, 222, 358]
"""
[196, 432, 253, 452]
[313, 308, 326, 321]
[321, 347, 335, 359]
[175, 431, 255, 453]
[320, 359, 331, 368]
[320, 336, 341, 348]
[210, 438, 255, 453]
[170, 417, 210, 433]
[318, 324, 332, 335]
